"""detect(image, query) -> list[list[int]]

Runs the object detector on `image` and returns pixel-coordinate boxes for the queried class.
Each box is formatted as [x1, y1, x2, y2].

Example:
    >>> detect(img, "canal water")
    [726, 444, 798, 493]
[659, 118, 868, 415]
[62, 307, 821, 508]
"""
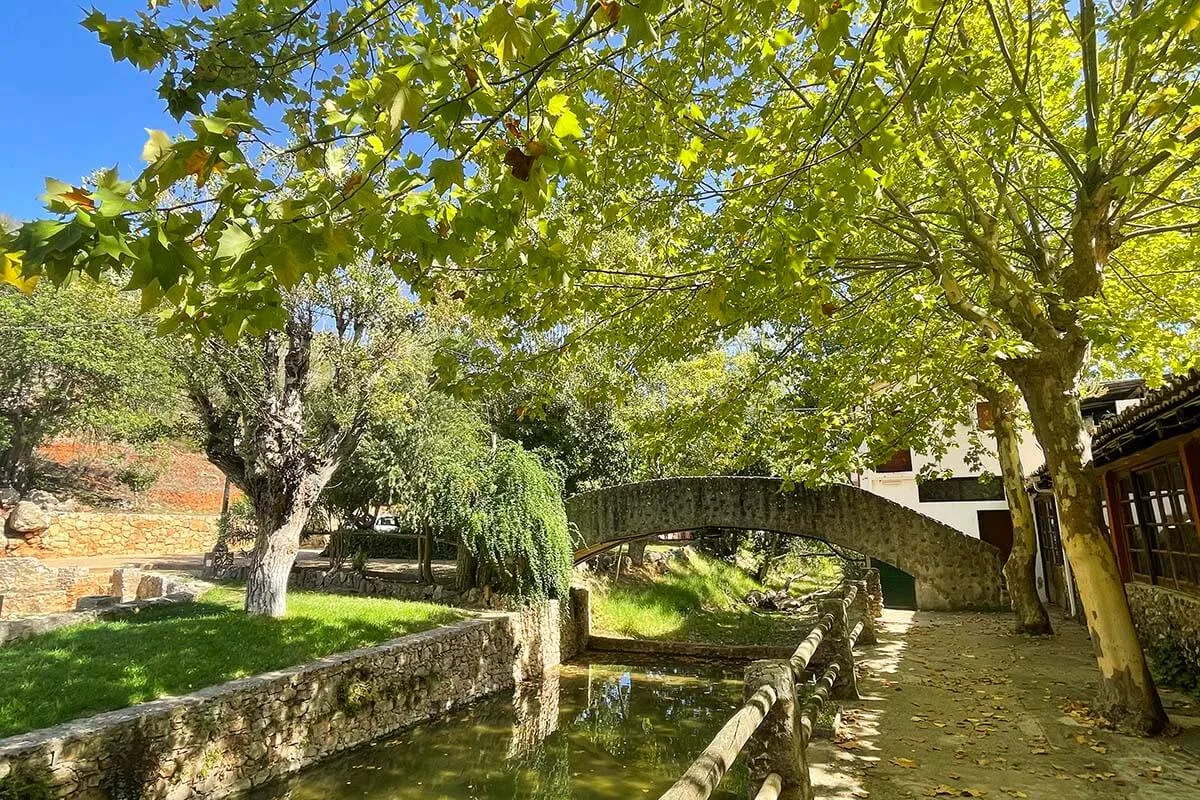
[250, 658, 749, 799]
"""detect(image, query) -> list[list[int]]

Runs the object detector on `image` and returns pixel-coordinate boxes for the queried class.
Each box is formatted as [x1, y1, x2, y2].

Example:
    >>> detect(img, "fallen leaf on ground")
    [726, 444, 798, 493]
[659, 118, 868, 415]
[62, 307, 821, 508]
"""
[890, 757, 918, 768]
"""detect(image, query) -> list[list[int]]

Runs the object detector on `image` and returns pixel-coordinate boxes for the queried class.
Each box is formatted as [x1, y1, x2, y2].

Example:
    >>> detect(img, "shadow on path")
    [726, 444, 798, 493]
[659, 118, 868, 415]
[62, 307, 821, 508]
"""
[807, 610, 1200, 799]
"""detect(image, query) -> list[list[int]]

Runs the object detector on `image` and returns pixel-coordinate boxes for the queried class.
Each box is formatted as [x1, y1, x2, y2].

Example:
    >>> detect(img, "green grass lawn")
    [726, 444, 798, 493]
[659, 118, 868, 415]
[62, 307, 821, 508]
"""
[591, 549, 824, 647]
[0, 585, 465, 738]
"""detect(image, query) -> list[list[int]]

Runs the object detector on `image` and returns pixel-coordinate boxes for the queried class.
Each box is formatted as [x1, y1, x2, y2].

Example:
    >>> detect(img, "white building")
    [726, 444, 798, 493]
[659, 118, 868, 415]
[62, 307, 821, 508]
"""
[853, 380, 1146, 607]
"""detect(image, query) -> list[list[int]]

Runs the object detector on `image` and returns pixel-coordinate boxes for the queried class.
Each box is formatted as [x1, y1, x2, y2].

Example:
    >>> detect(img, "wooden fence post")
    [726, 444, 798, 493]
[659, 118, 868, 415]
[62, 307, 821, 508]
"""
[816, 597, 859, 700]
[864, 567, 884, 618]
[745, 660, 811, 800]
[847, 579, 877, 646]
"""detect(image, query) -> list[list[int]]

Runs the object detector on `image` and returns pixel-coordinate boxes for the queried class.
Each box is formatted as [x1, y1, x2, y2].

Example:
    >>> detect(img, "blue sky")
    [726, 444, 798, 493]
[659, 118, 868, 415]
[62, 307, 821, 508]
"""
[0, 3, 178, 221]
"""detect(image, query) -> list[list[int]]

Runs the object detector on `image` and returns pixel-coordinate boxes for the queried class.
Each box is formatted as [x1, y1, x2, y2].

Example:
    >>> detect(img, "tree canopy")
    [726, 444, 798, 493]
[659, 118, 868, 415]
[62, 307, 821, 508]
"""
[0, 280, 181, 489]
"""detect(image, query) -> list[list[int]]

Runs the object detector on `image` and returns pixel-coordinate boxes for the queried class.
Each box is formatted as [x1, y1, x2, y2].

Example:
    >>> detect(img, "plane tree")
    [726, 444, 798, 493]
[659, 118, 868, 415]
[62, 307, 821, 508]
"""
[5, 0, 1200, 729]
[463, 0, 1199, 732]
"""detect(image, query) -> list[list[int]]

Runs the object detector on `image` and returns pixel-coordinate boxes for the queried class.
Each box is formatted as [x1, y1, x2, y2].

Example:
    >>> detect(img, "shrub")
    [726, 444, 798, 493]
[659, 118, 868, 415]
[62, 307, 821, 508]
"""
[0, 766, 51, 800]
[1148, 643, 1200, 697]
[217, 496, 257, 551]
[112, 444, 170, 492]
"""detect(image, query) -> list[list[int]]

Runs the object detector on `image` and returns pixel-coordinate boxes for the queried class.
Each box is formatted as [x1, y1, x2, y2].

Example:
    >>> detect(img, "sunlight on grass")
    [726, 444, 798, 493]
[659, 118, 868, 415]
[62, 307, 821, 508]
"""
[0, 585, 465, 738]
[591, 549, 822, 646]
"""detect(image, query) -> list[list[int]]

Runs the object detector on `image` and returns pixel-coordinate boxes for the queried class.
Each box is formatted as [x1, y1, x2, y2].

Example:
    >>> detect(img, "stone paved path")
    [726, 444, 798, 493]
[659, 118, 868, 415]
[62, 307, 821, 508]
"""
[808, 609, 1200, 799]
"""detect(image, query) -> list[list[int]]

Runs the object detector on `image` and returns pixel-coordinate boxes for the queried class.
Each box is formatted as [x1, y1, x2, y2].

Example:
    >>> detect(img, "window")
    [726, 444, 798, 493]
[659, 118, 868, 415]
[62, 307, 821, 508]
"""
[917, 476, 1006, 503]
[1033, 494, 1064, 566]
[876, 448, 913, 473]
[1117, 458, 1200, 593]
[976, 401, 994, 431]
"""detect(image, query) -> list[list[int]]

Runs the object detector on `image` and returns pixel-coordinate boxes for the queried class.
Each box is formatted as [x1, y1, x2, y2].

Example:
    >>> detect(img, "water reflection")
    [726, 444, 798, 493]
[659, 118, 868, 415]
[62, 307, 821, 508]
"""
[251, 659, 749, 800]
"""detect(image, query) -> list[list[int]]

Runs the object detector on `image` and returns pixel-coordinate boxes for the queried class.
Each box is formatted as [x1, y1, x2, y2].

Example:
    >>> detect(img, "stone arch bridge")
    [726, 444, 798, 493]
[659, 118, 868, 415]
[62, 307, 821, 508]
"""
[565, 476, 1004, 610]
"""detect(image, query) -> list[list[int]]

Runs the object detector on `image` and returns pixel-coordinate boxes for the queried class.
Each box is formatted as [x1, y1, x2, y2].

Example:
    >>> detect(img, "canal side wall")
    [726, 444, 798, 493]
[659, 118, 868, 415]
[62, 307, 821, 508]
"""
[0, 596, 588, 799]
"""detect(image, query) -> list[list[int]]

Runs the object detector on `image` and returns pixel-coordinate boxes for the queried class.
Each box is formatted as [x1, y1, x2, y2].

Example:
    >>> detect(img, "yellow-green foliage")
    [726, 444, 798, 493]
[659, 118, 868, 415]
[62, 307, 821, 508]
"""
[591, 549, 815, 646]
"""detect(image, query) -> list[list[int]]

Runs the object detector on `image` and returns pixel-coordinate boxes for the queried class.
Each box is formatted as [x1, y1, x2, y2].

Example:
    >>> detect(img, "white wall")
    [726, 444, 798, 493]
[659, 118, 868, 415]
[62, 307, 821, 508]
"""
[858, 418, 1046, 540]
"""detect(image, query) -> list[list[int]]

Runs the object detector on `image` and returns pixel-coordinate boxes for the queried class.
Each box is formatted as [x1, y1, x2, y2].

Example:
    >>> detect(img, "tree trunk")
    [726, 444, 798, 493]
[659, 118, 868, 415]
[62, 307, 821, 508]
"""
[0, 417, 37, 491]
[420, 528, 435, 584]
[628, 538, 648, 567]
[456, 542, 478, 591]
[245, 504, 308, 617]
[987, 388, 1053, 635]
[757, 533, 781, 582]
[1011, 362, 1167, 734]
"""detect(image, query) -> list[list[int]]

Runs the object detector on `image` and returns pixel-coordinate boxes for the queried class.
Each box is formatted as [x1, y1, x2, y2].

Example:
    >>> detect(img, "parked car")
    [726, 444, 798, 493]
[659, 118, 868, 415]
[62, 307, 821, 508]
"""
[372, 516, 401, 534]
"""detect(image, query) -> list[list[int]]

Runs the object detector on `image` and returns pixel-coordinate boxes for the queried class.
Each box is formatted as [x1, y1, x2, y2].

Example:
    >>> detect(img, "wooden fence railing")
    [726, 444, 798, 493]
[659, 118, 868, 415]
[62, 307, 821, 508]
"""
[658, 569, 883, 800]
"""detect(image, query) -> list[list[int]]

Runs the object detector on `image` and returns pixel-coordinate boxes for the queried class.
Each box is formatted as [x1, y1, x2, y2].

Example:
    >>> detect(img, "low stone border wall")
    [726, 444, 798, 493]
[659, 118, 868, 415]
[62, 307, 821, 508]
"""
[0, 557, 107, 618]
[0, 570, 210, 645]
[288, 565, 479, 604]
[1126, 582, 1200, 684]
[587, 634, 796, 661]
[0, 594, 587, 799]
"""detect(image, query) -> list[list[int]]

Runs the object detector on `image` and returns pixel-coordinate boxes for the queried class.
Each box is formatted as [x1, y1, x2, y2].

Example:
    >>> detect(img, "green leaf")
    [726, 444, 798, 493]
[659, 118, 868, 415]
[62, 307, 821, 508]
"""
[139, 280, 164, 313]
[621, 5, 659, 46]
[430, 158, 466, 193]
[479, 4, 533, 68]
[389, 81, 425, 131]
[141, 129, 173, 163]
[553, 108, 585, 140]
[216, 223, 254, 263]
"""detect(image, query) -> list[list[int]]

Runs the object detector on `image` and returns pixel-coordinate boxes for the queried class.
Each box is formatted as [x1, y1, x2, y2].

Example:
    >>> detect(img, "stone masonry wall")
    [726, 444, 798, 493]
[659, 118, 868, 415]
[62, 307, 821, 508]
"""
[0, 558, 108, 619]
[1125, 582, 1200, 686]
[0, 602, 576, 799]
[8, 512, 218, 559]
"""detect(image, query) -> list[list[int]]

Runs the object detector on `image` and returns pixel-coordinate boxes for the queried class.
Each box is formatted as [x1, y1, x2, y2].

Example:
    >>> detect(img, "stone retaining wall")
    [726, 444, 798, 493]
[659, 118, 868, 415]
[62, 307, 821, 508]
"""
[0, 591, 203, 647]
[588, 634, 795, 661]
[287, 565, 476, 604]
[0, 558, 108, 618]
[1126, 582, 1200, 686]
[8, 512, 218, 559]
[0, 598, 584, 799]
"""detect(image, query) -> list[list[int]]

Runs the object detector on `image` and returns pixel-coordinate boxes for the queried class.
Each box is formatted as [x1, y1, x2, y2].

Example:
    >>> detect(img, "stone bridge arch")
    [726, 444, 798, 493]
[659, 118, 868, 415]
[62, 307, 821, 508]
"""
[566, 476, 1004, 610]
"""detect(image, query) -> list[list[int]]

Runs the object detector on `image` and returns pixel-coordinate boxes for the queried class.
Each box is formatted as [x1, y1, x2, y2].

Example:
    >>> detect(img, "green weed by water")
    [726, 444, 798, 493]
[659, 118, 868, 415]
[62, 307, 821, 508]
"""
[591, 549, 820, 646]
[0, 586, 464, 738]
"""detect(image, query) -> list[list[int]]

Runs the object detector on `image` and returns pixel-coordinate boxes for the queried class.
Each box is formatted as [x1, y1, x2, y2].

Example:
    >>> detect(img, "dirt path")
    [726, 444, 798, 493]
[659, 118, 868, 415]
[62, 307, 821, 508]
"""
[808, 610, 1200, 799]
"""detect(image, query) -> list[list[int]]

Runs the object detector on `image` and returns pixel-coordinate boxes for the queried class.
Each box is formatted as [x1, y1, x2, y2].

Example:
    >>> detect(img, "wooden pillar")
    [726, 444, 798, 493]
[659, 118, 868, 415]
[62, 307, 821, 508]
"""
[847, 579, 877, 645]
[1179, 439, 1200, 554]
[816, 597, 859, 700]
[745, 660, 811, 800]
[863, 568, 884, 618]
[1101, 469, 1132, 582]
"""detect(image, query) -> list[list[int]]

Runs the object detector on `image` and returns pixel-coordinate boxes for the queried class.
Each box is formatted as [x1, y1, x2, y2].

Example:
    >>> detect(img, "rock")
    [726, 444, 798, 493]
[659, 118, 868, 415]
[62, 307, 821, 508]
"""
[0, 486, 18, 509]
[75, 595, 120, 611]
[6, 501, 50, 535]
[110, 567, 143, 602]
[23, 489, 59, 510]
[3, 535, 22, 550]
[137, 574, 166, 600]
